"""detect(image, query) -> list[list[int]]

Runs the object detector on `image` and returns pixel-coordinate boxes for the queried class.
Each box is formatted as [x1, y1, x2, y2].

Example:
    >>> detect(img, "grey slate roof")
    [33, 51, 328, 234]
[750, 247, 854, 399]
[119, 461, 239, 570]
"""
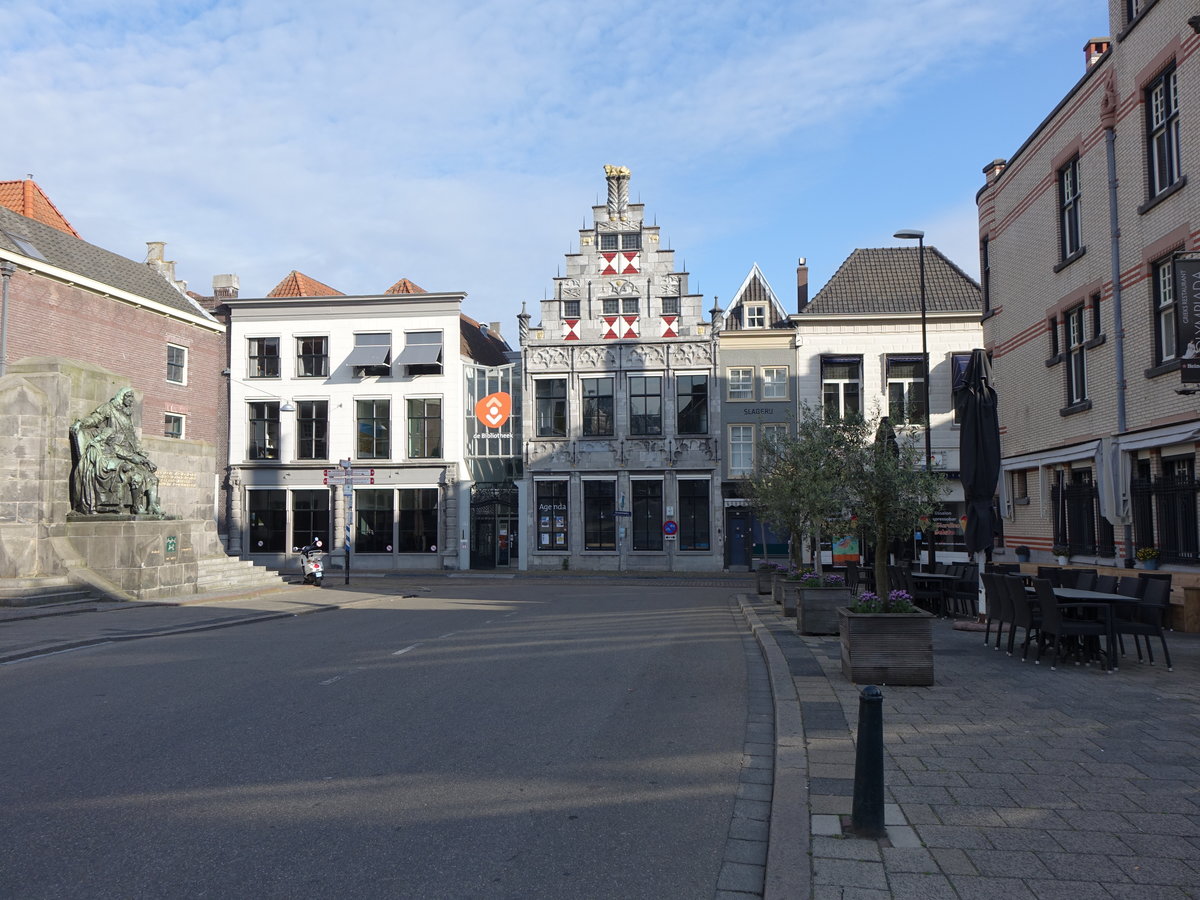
[0, 205, 214, 321]
[802, 246, 981, 315]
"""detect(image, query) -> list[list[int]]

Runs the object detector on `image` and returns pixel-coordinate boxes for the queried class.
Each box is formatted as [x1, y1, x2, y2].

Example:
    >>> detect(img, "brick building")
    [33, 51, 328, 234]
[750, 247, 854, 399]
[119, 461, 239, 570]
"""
[977, 1, 1200, 569]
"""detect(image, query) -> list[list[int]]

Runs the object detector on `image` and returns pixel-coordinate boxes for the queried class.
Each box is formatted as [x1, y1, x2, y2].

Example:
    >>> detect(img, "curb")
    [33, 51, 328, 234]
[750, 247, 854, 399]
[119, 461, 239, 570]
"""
[738, 594, 811, 900]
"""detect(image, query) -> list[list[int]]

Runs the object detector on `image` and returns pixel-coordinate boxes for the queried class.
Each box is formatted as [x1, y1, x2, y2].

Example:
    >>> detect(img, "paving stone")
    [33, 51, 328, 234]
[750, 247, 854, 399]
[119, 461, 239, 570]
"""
[1121, 812, 1200, 836]
[912, 824, 991, 849]
[884, 825, 922, 849]
[810, 794, 853, 815]
[1034, 850, 1133, 883]
[978, 827, 1057, 852]
[716, 860, 765, 894]
[735, 781, 773, 803]
[991, 806, 1073, 830]
[880, 847, 937, 873]
[723, 837, 768, 866]
[930, 805, 1009, 827]
[728, 815, 769, 842]
[1045, 828, 1131, 856]
[947, 875, 1038, 899]
[928, 847, 977, 876]
[812, 814, 843, 836]
[1024, 878, 1114, 900]
[884, 872, 958, 900]
[1120, 855, 1200, 887]
[812, 835, 881, 861]
[1103, 884, 1193, 900]
[963, 848, 1053, 879]
[1117, 831, 1200, 858]
[812, 858, 888, 890]
[733, 797, 771, 822]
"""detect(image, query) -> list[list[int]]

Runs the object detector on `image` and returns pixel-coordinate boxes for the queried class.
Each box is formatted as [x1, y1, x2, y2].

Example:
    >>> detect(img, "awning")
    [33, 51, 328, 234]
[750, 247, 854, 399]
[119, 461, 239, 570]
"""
[1000, 439, 1101, 472]
[345, 345, 390, 368]
[1116, 421, 1200, 453]
[397, 343, 443, 366]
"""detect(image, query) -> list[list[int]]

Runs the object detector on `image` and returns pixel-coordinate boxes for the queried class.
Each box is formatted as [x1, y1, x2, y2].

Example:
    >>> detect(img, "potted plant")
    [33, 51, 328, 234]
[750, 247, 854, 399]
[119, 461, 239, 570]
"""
[785, 570, 852, 635]
[1136, 546, 1161, 570]
[771, 563, 789, 605]
[1014, 545, 1031, 563]
[838, 589, 934, 685]
[1052, 543, 1069, 565]
[754, 561, 775, 594]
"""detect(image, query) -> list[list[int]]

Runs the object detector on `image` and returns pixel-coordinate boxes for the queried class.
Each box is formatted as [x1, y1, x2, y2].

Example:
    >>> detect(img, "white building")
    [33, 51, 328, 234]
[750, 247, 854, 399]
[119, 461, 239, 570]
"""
[224, 273, 511, 573]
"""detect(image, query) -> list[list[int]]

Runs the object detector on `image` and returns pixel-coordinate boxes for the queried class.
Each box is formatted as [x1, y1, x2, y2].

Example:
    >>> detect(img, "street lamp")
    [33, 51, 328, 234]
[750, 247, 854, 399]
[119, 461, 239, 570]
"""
[894, 229, 936, 569]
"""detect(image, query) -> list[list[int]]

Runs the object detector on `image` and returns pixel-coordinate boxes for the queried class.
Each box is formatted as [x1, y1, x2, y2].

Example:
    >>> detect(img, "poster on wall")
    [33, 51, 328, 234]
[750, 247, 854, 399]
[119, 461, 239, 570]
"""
[1174, 257, 1200, 382]
[832, 535, 859, 564]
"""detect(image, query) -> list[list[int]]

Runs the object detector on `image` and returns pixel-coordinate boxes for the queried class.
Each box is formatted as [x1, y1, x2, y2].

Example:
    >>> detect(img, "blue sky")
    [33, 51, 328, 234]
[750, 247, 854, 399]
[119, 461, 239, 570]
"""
[2, 0, 1108, 333]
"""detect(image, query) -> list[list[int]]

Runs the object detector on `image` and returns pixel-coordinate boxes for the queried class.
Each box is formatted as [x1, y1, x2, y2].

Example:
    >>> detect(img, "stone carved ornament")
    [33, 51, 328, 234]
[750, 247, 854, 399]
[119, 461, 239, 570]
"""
[625, 344, 666, 368]
[560, 279, 581, 299]
[576, 346, 618, 369]
[530, 347, 571, 369]
[669, 341, 713, 366]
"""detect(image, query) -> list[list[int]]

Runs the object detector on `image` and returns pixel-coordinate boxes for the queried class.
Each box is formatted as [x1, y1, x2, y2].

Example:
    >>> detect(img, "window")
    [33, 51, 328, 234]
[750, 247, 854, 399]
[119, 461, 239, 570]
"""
[951, 353, 972, 425]
[1059, 156, 1081, 260]
[536, 379, 567, 437]
[661, 296, 679, 315]
[293, 490, 329, 547]
[536, 481, 568, 550]
[600, 233, 619, 251]
[581, 377, 614, 436]
[164, 413, 184, 439]
[761, 423, 788, 451]
[397, 488, 438, 553]
[980, 236, 990, 315]
[622, 297, 639, 315]
[356, 399, 390, 459]
[1154, 257, 1178, 364]
[349, 333, 391, 377]
[1125, 0, 1142, 25]
[564, 300, 580, 318]
[631, 480, 663, 551]
[355, 489, 393, 553]
[762, 367, 788, 400]
[728, 367, 754, 400]
[730, 425, 754, 476]
[629, 375, 662, 435]
[1048, 315, 1060, 357]
[400, 331, 443, 376]
[745, 304, 766, 328]
[583, 480, 616, 550]
[677, 480, 710, 551]
[407, 398, 442, 458]
[247, 490, 286, 552]
[1066, 305, 1088, 404]
[248, 401, 280, 460]
[296, 400, 328, 460]
[822, 357, 861, 420]
[166, 344, 187, 385]
[677, 375, 708, 434]
[602, 298, 619, 315]
[886, 356, 926, 424]
[621, 233, 641, 250]
[297, 336, 329, 378]
[1147, 65, 1181, 198]
[248, 337, 280, 378]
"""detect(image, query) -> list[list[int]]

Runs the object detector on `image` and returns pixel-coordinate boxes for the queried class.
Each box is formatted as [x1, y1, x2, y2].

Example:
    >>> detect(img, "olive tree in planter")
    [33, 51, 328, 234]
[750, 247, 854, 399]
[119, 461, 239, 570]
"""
[839, 589, 934, 685]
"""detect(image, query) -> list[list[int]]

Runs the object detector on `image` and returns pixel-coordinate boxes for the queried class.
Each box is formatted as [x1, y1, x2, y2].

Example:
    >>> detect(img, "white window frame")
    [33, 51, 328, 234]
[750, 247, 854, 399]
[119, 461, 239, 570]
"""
[1066, 305, 1088, 404]
[886, 356, 926, 425]
[729, 424, 754, 477]
[1155, 257, 1178, 363]
[164, 412, 185, 439]
[745, 304, 766, 328]
[727, 367, 754, 401]
[761, 366, 788, 400]
[166, 343, 188, 385]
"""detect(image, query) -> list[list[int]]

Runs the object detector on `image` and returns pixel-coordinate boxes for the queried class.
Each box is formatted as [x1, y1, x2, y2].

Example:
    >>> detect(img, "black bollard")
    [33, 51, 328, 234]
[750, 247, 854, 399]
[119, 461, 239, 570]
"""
[850, 685, 885, 838]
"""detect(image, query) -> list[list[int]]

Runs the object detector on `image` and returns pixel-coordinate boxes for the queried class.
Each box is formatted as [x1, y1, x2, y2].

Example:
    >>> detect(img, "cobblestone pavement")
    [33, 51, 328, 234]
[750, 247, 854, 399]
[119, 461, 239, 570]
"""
[741, 592, 1200, 899]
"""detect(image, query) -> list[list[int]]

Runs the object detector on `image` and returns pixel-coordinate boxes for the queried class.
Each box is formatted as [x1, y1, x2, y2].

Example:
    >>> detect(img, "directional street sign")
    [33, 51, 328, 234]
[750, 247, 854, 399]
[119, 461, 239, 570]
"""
[324, 468, 375, 485]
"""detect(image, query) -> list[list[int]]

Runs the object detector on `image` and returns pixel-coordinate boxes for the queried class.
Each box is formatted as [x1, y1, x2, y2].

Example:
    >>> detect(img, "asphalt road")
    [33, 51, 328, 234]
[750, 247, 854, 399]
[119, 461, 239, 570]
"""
[0, 578, 750, 899]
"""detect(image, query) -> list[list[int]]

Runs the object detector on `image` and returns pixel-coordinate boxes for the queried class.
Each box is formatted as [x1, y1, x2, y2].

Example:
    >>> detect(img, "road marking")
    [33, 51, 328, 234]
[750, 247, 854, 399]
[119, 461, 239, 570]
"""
[392, 643, 422, 656]
[1, 642, 113, 665]
[437, 632, 458, 639]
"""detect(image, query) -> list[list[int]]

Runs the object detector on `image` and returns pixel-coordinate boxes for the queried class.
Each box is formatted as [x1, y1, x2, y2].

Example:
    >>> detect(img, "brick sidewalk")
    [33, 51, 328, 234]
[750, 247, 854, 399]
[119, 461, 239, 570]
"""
[744, 593, 1200, 899]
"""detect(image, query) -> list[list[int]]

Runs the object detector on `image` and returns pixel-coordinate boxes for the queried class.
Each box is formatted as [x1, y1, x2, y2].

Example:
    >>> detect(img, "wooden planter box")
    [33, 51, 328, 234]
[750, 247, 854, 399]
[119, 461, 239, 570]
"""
[755, 568, 773, 595]
[797, 586, 853, 635]
[772, 575, 784, 606]
[781, 583, 799, 617]
[838, 607, 934, 686]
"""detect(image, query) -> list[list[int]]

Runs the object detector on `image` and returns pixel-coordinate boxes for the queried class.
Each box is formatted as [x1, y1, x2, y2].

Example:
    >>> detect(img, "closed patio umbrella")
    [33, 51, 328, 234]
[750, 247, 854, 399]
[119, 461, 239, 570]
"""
[956, 349, 1000, 614]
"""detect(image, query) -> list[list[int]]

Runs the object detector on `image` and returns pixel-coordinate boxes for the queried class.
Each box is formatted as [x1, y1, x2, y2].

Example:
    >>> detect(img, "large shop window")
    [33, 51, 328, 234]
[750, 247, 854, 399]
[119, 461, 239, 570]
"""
[397, 488, 438, 553]
[355, 489, 394, 553]
[536, 481, 569, 550]
[631, 480, 664, 551]
[583, 480, 616, 551]
[676, 375, 709, 434]
[247, 490, 286, 553]
[677, 480, 711, 551]
[293, 490, 329, 547]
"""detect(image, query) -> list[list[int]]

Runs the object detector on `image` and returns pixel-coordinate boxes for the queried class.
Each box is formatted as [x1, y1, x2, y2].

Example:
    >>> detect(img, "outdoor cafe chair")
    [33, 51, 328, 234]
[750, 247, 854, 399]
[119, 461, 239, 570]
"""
[1031, 578, 1114, 670]
[1094, 574, 1118, 593]
[949, 564, 980, 618]
[1073, 571, 1097, 590]
[1004, 574, 1041, 660]
[1037, 566, 1067, 586]
[1113, 577, 1174, 671]
[981, 572, 1012, 650]
[1117, 576, 1146, 599]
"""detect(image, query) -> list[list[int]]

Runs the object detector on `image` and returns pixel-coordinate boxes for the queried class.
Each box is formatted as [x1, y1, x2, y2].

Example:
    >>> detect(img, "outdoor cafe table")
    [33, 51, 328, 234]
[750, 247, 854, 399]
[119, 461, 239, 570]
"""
[910, 572, 959, 615]
[1050, 587, 1140, 672]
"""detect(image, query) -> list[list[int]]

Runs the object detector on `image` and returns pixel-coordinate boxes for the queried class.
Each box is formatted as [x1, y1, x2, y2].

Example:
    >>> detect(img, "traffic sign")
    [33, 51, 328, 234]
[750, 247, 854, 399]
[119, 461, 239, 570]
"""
[324, 468, 375, 485]
[663, 520, 678, 536]
[614, 510, 632, 517]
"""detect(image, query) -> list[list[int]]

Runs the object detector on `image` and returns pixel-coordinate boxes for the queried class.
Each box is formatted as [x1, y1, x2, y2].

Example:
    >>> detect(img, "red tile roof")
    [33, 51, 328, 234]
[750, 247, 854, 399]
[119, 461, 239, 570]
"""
[266, 270, 344, 297]
[0, 178, 81, 237]
[386, 277, 426, 294]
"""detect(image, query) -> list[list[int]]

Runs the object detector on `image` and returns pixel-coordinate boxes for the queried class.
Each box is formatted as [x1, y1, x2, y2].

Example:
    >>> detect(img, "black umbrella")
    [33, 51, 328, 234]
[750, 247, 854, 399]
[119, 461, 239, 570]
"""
[956, 349, 1000, 555]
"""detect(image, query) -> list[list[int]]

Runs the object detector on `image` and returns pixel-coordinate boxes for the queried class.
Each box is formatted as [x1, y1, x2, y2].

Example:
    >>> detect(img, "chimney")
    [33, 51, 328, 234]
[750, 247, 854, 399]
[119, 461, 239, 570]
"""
[982, 158, 1008, 186]
[796, 257, 809, 312]
[1084, 37, 1110, 71]
[145, 241, 186, 294]
[489, 321, 502, 338]
[213, 273, 240, 301]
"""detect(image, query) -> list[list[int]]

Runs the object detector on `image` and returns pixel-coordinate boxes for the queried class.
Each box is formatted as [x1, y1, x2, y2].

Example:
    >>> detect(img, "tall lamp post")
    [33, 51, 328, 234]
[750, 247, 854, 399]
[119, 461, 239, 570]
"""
[894, 229, 936, 569]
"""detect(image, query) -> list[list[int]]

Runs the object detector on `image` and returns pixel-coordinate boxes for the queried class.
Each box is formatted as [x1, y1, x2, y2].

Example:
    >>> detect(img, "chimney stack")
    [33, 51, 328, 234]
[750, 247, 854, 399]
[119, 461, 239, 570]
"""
[145, 241, 186, 294]
[796, 257, 809, 312]
[489, 321, 502, 338]
[982, 158, 1008, 186]
[1084, 37, 1110, 71]
[213, 274, 240, 301]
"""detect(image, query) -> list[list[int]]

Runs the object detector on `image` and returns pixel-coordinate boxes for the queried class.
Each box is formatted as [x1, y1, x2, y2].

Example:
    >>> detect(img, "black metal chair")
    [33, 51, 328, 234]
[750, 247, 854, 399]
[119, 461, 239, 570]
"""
[1113, 578, 1174, 671]
[949, 564, 980, 618]
[1094, 574, 1118, 593]
[981, 572, 1013, 650]
[1005, 575, 1041, 660]
[1031, 578, 1113, 670]
[1037, 566, 1067, 587]
[1073, 570, 1097, 590]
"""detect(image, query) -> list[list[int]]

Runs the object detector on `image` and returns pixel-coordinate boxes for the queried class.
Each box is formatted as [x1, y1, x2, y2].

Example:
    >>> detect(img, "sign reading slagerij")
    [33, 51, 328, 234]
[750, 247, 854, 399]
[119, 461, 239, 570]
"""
[1174, 258, 1200, 382]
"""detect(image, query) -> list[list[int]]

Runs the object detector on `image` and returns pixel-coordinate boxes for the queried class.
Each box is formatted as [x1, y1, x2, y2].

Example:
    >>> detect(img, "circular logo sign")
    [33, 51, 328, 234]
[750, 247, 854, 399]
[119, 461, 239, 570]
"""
[474, 392, 512, 429]
[663, 520, 678, 536]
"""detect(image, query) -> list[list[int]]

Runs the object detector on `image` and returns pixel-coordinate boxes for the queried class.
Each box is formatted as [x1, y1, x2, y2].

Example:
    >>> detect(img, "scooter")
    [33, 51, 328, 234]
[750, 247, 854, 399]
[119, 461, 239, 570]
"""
[294, 538, 324, 586]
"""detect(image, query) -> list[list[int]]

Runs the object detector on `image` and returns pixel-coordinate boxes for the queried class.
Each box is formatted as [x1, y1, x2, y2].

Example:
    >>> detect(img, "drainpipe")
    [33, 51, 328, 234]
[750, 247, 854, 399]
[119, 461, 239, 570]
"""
[1102, 72, 1133, 562]
[0, 260, 13, 378]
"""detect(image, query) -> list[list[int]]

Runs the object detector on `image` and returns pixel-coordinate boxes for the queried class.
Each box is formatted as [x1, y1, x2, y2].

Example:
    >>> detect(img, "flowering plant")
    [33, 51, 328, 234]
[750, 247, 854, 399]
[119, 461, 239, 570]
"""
[1014, 546, 1031, 556]
[849, 589, 918, 614]
[1135, 546, 1160, 561]
[1052, 543, 1069, 557]
[786, 569, 846, 587]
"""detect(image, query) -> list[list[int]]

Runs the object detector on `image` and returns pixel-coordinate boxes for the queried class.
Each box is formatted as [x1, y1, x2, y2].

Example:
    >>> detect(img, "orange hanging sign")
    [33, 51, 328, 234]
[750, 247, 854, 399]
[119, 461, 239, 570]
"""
[475, 391, 512, 429]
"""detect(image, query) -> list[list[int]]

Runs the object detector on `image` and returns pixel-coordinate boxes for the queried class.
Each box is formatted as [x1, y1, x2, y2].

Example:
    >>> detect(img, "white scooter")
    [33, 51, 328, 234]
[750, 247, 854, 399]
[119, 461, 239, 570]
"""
[294, 538, 324, 586]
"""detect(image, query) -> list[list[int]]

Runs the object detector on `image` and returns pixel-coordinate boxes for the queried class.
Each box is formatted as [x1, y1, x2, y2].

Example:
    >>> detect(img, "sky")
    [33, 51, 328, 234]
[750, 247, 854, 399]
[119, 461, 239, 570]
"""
[2, 0, 1110, 334]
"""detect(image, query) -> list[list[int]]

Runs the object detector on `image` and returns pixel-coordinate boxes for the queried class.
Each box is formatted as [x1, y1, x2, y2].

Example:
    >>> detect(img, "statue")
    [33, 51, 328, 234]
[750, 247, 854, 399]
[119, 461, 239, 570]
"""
[70, 388, 164, 517]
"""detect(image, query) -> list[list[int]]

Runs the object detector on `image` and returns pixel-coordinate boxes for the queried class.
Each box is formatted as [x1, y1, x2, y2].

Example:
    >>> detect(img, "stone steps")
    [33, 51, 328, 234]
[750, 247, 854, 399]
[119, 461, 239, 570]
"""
[0, 576, 100, 608]
[193, 556, 289, 593]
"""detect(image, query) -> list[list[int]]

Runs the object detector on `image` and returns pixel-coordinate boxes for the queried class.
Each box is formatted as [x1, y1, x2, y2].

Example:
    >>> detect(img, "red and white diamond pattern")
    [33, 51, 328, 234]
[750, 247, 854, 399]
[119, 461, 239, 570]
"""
[661, 315, 678, 338]
[563, 318, 580, 341]
[600, 315, 640, 339]
[599, 251, 639, 275]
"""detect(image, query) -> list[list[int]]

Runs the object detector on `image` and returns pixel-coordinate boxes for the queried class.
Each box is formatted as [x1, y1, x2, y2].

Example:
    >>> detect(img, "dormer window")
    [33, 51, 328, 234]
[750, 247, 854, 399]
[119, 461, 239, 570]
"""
[398, 331, 443, 376]
[745, 304, 767, 328]
[347, 333, 391, 377]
